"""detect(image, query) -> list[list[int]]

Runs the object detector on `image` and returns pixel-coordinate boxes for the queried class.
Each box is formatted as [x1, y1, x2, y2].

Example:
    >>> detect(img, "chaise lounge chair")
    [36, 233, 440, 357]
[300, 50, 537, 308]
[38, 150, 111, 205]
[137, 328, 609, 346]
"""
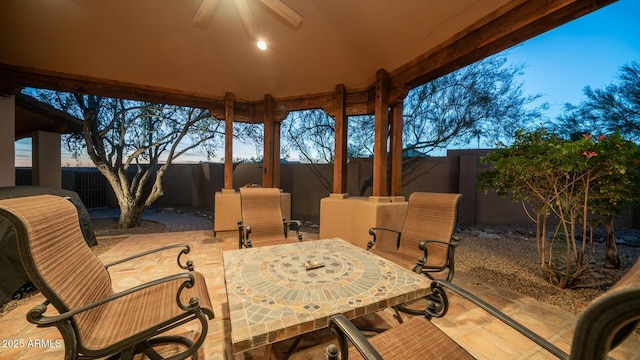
[0, 195, 214, 360]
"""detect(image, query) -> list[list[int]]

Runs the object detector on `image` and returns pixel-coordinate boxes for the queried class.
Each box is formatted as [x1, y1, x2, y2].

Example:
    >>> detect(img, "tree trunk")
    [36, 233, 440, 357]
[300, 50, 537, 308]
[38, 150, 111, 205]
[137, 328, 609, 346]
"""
[117, 203, 144, 229]
[604, 216, 620, 269]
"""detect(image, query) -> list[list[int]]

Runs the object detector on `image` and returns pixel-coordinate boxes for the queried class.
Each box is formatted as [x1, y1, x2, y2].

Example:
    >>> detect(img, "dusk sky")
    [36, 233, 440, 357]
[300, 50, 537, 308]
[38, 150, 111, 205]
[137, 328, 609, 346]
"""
[14, 0, 640, 166]
[507, 0, 640, 122]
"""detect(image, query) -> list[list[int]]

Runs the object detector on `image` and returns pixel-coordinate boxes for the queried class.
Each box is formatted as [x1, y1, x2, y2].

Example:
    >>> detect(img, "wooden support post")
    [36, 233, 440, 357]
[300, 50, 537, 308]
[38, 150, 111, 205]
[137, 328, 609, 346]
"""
[333, 84, 347, 194]
[373, 69, 389, 197]
[389, 101, 403, 196]
[224, 92, 235, 190]
[263, 94, 275, 188]
[273, 120, 281, 188]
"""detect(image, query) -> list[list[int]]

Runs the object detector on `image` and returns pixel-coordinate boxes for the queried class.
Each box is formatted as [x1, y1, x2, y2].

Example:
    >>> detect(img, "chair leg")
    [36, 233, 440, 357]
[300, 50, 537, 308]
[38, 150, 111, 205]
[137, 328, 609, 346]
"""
[141, 336, 197, 360]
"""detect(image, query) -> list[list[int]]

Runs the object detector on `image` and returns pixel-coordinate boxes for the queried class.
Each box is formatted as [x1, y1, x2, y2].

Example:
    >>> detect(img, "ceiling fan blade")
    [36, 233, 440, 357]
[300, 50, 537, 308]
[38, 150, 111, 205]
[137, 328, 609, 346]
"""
[193, 0, 220, 25]
[259, 0, 303, 28]
[234, 0, 258, 38]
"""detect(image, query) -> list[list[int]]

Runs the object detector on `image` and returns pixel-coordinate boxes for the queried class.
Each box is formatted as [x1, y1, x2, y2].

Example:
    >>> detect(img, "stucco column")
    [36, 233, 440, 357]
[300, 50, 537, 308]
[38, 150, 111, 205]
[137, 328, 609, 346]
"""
[32, 130, 61, 188]
[0, 96, 15, 187]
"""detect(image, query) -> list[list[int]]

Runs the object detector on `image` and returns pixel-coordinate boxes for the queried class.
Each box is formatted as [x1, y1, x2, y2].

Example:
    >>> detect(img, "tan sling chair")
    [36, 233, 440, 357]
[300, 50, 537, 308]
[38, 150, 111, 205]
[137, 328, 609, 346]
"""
[0, 195, 214, 360]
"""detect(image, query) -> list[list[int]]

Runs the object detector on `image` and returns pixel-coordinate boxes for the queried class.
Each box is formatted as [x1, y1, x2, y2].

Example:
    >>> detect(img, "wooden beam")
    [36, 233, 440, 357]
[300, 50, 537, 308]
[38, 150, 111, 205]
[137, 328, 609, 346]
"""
[210, 100, 256, 123]
[389, 0, 617, 91]
[333, 84, 348, 194]
[0, 63, 378, 120]
[389, 101, 403, 196]
[372, 69, 389, 197]
[262, 94, 275, 188]
[275, 92, 335, 115]
[224, 92, 235, 190]
[0, 64, 227, 111]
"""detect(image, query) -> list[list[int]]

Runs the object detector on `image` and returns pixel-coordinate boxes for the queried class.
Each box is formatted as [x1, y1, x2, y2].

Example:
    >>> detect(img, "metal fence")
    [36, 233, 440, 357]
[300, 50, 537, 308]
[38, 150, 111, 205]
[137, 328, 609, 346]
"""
[72, 170, 108, 209]
[15, 168, 109, 209]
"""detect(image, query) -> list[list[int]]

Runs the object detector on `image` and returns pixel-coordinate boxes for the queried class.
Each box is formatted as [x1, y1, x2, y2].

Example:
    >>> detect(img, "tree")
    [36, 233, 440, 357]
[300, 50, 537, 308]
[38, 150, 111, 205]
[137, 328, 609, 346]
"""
[282, 110, 336, 191]
[549, 61, 640, 269]
[280, 53, 546, 194]
[479, 129, 640, 287]
[32, 90, 225, 228]
[553, 61, 640, 140]
[584, 132, 640, 268]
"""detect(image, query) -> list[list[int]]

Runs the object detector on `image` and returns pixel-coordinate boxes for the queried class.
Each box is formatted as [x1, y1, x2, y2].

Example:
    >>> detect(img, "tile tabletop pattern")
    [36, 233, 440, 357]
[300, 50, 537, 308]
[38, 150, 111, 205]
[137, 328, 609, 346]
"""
[223, 238, 432, 353]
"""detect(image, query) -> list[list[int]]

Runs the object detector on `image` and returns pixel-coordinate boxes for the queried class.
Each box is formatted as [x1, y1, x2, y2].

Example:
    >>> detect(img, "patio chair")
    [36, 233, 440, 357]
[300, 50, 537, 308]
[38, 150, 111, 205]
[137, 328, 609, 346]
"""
[326, 258, 640, 360]
[0, 194, 214, 360]
[237, 187, 302, 248]
[367, 192, 462, 281]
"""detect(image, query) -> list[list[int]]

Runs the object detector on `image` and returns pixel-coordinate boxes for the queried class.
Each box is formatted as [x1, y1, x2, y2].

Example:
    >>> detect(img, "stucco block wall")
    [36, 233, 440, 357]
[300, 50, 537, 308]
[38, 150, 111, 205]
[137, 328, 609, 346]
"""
[320, 195, 408, 248]
[18, 149, 636, 228]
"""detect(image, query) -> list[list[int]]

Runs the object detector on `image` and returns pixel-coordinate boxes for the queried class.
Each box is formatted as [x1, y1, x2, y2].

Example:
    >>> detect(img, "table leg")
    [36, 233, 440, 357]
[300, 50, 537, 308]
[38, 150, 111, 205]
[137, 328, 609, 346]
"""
[281, 335, 303, 360]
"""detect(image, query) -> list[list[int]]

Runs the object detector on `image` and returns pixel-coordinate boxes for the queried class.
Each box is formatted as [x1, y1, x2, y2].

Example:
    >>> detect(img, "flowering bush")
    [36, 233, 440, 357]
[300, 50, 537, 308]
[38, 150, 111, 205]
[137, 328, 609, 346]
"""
[478, 129, 640, 288]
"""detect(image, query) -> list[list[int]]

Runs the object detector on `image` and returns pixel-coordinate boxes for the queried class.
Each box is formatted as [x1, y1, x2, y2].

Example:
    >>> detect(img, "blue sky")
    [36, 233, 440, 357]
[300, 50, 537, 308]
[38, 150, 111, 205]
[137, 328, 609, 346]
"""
[15, 0, 640, 166]
[507, 0, 640, 121]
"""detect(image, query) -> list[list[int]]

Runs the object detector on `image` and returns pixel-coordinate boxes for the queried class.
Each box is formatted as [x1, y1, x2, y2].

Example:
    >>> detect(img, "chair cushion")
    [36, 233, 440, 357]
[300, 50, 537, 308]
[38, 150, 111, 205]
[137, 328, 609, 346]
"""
[248, 236, 299, 247]
[348, 316, 475, 360]
[79, 271, 213, 351]
[370, 248, 421, 270]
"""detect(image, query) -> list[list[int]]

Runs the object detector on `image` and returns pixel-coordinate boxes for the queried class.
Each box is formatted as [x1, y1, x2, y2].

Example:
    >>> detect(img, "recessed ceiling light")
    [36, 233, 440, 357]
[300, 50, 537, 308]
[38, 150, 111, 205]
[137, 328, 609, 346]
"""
[257, 40, 268, 51]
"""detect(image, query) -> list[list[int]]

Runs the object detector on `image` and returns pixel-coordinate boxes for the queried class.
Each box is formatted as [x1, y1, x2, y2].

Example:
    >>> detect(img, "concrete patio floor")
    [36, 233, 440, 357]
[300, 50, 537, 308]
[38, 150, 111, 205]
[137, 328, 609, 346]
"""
[2, 229, 639, 359]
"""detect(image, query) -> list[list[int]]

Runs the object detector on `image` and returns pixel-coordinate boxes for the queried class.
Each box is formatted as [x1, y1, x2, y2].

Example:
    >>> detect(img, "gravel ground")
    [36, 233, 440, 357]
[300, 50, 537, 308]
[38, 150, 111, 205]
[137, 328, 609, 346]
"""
[454, 224, 640, 314]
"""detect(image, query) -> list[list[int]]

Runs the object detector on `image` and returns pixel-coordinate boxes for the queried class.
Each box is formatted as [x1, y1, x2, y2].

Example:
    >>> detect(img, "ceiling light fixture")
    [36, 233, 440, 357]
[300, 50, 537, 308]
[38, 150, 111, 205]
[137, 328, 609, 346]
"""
[257, 40, 268, 51]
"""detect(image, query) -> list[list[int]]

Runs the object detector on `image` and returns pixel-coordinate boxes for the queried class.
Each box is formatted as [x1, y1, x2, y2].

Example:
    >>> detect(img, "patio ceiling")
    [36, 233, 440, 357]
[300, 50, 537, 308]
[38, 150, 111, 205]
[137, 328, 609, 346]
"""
[0, 0, 616, 122]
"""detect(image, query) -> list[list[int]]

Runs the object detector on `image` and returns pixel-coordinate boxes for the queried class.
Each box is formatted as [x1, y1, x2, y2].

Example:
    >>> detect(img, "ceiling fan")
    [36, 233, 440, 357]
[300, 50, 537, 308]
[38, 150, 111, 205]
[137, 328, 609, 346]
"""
[193, 0, 303, 39]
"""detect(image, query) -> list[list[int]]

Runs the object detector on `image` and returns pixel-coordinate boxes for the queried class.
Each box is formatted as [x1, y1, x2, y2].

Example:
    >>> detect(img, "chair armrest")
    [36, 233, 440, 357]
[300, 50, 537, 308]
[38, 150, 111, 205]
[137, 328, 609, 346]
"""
[27, 272, 209, 327]
[416, 237, 461, 281]
[328, 314, 383, 360]
[418, 236, 460, 251]
[434, 280, 569, 360]
[104, 243, 194, 271]
[284, 219, 303, 242]
[418, 237, 460, 257]
[367, 227, 401, 250]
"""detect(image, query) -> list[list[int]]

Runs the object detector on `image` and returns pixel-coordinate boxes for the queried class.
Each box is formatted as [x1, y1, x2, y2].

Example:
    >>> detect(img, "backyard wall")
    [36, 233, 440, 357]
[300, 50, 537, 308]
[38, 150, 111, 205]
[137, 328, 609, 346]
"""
[15, 149, 638, 227]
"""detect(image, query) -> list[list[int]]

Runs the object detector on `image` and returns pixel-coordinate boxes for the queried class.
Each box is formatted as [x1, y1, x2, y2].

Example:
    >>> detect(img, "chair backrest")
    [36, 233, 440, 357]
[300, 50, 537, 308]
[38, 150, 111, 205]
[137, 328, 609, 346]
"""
[400, 192, 461, 267]
[0, 195, 113, 336]
[239, 187, 285, 240]
[570, 257, 640, 359]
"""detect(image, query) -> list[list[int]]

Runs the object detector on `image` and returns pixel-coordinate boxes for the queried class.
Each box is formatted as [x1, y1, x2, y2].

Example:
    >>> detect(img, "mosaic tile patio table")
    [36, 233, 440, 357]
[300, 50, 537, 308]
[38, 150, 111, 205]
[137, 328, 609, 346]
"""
[223, 238, 432, 354]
